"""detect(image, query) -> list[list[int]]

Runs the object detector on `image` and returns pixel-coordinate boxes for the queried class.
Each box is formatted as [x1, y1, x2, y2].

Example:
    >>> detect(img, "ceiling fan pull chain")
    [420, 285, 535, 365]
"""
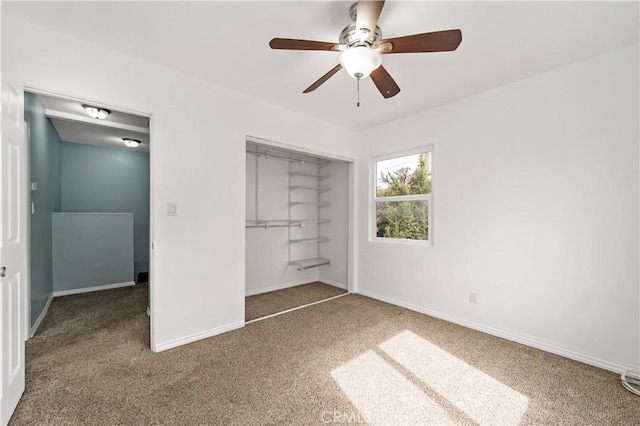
[357, 77, 360, 107]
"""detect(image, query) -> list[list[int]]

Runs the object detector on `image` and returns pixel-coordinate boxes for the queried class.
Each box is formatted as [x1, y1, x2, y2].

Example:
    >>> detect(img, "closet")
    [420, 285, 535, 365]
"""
[245, 140, 349, 318]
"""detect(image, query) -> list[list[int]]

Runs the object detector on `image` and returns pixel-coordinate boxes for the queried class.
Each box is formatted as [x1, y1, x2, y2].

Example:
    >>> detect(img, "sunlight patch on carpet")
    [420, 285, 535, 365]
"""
[331, 350, 456, 424]
[379, 330, 529, 425]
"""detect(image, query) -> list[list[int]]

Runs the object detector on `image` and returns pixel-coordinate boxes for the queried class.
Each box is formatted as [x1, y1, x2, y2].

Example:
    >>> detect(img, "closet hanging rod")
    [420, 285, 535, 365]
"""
[247, 150, 305, 164]
[245, 220, 302, 229]
[297, 261, 330, 271]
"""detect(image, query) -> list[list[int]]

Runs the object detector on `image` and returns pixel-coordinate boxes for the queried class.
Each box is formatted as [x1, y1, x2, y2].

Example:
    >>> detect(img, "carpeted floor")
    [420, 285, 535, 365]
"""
[9, 283, 640, 425]
[245, 282, 347, 321]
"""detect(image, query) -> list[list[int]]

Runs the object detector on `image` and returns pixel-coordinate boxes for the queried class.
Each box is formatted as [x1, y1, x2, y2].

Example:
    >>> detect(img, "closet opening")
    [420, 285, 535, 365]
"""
[245, 139, 351, 322]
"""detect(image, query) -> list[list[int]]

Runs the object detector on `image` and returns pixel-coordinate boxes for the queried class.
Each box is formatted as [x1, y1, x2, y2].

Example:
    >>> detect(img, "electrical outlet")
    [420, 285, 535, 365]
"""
[469, 291, 478, 304]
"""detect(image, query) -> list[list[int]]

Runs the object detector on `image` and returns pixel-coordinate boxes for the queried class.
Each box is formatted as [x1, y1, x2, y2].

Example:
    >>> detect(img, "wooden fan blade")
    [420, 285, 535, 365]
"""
[370, 65, 400, 98]
[269, 38, 343, 52]
[378, 29, 462, 54]
[303, 64, 343, 93]
[356, 0, 385, 42]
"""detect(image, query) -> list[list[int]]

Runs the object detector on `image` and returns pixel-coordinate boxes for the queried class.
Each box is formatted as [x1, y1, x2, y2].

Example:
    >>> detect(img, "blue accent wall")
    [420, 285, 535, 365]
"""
[25, 92, 61, 327]
[53, 213, 134, 290]
[60, 142, 150, 278]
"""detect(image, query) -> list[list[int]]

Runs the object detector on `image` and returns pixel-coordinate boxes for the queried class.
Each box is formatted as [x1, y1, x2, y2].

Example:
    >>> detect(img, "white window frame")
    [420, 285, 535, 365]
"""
[371, 146, 433, 246]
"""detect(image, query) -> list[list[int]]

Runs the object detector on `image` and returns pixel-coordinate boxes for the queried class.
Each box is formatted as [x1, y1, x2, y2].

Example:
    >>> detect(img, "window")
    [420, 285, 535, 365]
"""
[373, 148, 432, 243]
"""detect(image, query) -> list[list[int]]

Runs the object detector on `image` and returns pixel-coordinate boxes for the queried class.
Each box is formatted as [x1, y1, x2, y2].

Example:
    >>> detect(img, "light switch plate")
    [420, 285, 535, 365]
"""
[167, 202, 177, 216]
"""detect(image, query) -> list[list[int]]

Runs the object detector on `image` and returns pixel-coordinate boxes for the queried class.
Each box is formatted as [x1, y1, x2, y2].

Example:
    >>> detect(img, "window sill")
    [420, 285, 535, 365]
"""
[369, 237, 432, 247]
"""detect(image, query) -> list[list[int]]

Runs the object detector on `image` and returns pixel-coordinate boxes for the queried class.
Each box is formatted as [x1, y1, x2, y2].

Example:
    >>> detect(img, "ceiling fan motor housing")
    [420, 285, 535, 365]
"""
[340, 23, 382, 47]
[341, 2, 382, 47]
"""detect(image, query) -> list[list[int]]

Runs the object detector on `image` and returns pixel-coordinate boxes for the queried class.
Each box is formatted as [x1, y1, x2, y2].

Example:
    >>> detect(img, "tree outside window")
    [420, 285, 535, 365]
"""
[374, 151, 431, 242]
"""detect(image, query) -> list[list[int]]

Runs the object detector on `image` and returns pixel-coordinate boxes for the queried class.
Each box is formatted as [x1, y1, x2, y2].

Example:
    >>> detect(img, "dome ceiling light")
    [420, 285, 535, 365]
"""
[82, 104, 111, 119]
[122, 138, 141, 148]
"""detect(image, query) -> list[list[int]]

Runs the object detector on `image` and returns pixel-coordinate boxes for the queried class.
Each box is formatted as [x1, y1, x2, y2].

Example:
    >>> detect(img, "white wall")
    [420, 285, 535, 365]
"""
[2, 16, 357, 350]
[356, 45, 639, 372]
[319, 161, 349, 288]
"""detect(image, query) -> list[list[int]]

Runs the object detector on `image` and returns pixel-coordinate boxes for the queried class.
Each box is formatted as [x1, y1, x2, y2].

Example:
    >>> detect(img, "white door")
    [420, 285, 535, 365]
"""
[0, 79, 26, 424]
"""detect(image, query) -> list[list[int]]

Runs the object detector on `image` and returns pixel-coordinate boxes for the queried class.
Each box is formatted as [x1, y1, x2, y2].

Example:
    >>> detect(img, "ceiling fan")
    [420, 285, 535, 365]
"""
[269, 0, 462, 104]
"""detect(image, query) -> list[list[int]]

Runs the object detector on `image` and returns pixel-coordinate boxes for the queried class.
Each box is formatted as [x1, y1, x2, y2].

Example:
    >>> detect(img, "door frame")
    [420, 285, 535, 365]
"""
[23, 115, 31, 340]
[21, 85, 156, 349]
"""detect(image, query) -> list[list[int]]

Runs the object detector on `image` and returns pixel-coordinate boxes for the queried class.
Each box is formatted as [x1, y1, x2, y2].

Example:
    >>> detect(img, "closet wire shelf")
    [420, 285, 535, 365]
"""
[246, 219, 330, 229]
[287, 156, 331, 271]
[289, 185, 330, 192]
[289, 201, 330, 207]
[289, 237, 330, 244]
[288, 172, 330, 181]
[289, 257, 331, 271]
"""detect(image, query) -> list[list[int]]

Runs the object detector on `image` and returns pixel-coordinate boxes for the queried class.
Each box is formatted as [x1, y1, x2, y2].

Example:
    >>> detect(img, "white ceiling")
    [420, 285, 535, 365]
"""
[7, 1, 639, 131]
[35, 92, 150, 152]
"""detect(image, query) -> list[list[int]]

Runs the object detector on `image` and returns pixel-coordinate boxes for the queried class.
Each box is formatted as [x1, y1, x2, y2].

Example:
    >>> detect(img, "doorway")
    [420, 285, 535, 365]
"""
[23, 89, 153, 346]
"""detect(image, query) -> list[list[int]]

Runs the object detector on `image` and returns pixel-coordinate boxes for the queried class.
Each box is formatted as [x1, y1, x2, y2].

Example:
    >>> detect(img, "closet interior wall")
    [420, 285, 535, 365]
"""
[245, 143, 348, 296]
[317, 161, 349, 288]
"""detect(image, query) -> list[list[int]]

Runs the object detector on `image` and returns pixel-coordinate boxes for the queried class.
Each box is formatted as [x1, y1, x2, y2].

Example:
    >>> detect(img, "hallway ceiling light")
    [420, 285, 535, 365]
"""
[123, 138, 141, 148]
[82, 104, 111, 119]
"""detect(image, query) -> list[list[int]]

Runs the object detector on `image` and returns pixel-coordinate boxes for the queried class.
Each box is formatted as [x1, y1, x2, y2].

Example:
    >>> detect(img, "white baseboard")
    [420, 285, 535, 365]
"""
[53, 281, 135, 297]
[319, 279, 348, 290]
[357, 289, 635, 374]
[245, 279, 312, 296]
[30, 293, 54, 338]
[153, 320, 244, 353]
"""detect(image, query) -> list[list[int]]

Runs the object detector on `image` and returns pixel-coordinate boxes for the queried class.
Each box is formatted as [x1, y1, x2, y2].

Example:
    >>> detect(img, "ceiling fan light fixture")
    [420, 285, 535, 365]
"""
[82, 104, 111, 119]
[339, 46, 382, 79]
[122, 138, 141, 148]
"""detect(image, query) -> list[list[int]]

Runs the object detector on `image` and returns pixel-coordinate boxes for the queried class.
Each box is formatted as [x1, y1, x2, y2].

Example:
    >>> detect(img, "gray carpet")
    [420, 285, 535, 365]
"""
[10, 283, 640, 425]
[245, 282, 347, 321]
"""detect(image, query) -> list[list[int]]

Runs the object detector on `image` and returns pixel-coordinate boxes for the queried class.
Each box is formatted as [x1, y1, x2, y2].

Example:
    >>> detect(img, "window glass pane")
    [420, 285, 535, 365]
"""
[376, 200, 428, 240]
[376, 152, 431, 197]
